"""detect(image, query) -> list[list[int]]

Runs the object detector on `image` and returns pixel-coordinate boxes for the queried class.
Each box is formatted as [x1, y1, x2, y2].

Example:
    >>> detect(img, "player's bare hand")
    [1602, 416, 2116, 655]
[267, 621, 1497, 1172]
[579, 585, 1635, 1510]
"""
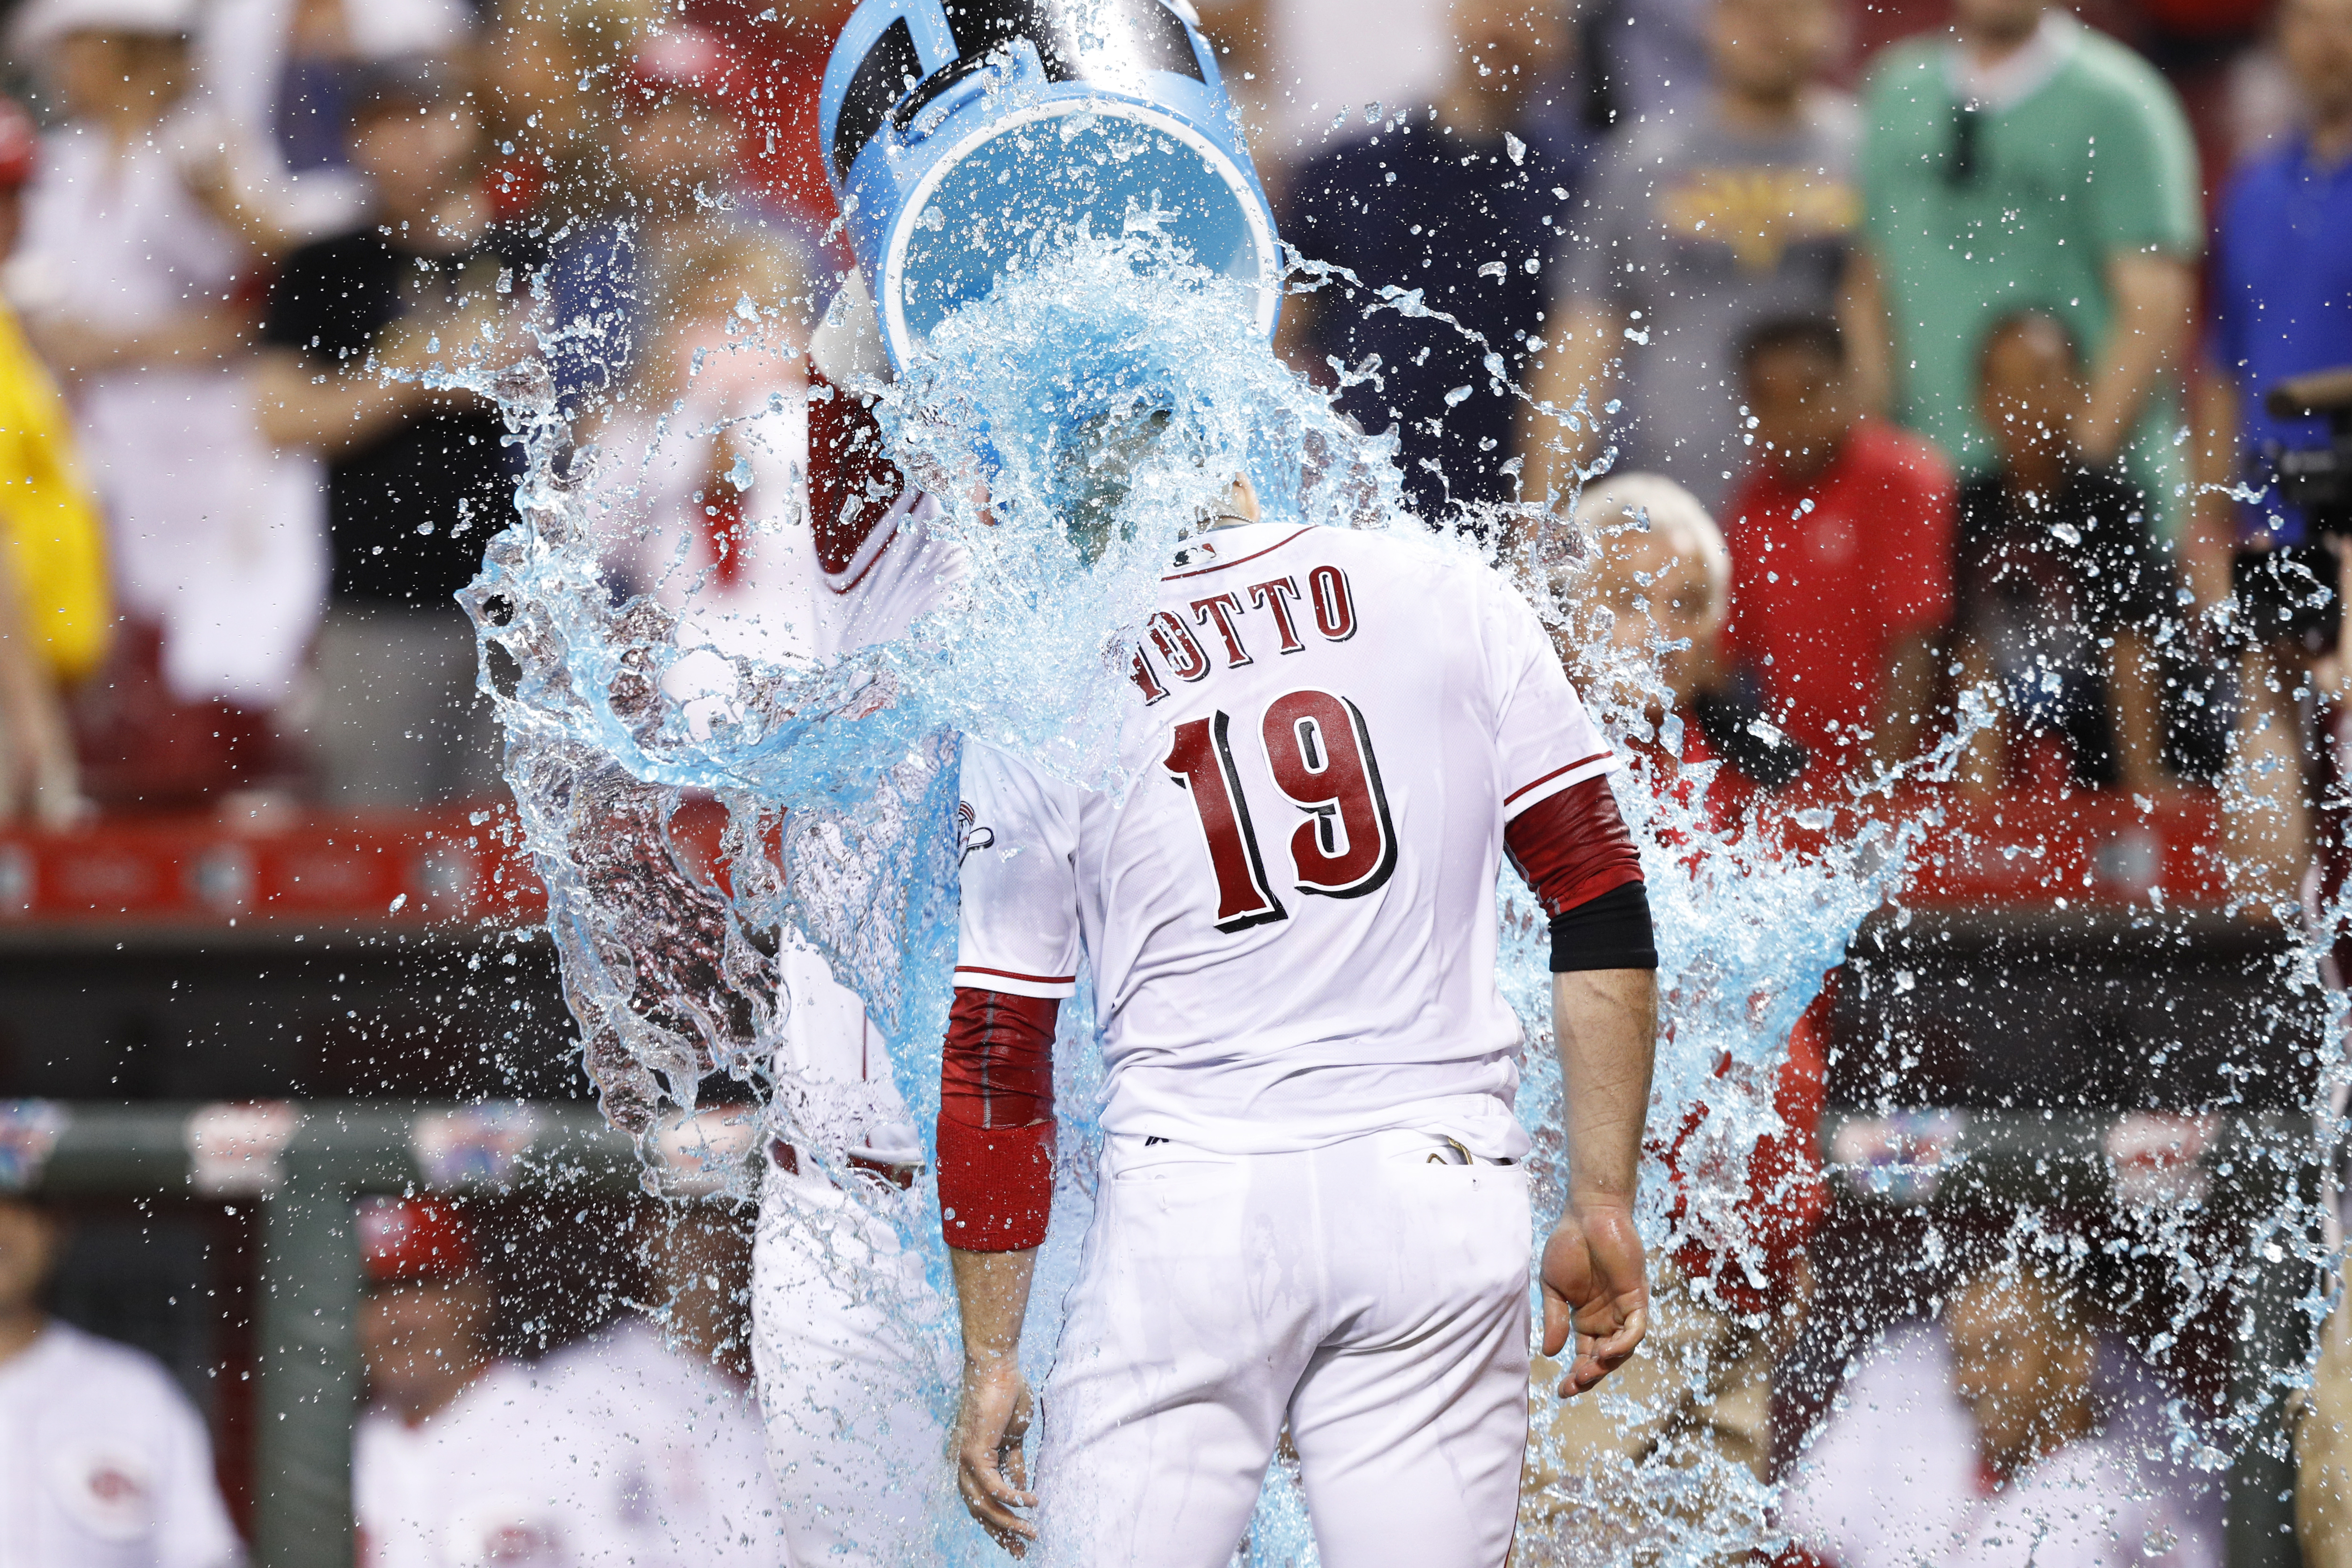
[1540, 1201, 1649, 1397]
[954, 1356, 1038, 1555]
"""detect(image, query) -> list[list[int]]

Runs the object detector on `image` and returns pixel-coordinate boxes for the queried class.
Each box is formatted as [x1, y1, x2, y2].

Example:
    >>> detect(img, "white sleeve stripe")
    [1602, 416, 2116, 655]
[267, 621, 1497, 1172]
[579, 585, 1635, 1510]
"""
[1503, 750, 1617, 807]
[1502, 754, 1621, 821]
[954, 969, 1077, 1000]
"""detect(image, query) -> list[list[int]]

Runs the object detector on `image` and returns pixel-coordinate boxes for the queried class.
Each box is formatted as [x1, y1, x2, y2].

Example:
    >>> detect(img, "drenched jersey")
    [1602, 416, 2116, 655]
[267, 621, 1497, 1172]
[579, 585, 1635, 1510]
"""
[953, 522, 1616, 1158]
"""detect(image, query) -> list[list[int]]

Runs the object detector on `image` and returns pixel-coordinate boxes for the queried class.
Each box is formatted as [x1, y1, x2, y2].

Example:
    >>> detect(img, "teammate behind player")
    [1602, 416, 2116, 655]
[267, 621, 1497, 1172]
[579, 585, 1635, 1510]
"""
[0, 1192, 242, 1568]
[938, 464, 1661, 1566]
[557, 266, 963, 1566]
[352, 1199, 577, 1566]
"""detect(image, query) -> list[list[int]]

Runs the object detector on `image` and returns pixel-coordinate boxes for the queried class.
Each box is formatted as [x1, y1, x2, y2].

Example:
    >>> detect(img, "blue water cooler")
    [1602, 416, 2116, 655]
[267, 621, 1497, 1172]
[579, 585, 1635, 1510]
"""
[817, 0, 1282, 370]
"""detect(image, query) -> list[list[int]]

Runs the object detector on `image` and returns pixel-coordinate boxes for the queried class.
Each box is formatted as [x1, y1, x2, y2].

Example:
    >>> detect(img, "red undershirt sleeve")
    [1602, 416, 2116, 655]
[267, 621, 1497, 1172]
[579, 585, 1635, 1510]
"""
[937, 987, 1058, 1252]
[1505, 774, 1658, 973]
[1506, 773, 1644, 916]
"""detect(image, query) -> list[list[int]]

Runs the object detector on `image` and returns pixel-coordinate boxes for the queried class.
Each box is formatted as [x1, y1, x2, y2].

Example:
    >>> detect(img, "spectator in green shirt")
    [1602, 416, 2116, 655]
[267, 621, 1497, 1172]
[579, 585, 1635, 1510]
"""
[1850, 0, 2201, 538]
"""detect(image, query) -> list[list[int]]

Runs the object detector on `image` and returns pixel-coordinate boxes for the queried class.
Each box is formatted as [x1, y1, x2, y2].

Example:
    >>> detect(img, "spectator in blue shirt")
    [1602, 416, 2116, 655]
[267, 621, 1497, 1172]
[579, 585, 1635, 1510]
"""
[1278, 0, 1579, 525]
[2190, 0, 2352, 904]
[2197, 0, 2352, 572]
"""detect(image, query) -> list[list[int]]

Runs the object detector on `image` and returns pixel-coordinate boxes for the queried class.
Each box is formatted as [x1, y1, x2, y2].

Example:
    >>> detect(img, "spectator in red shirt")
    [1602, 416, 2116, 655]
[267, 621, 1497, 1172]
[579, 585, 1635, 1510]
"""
[1722, 315, 1959, 790]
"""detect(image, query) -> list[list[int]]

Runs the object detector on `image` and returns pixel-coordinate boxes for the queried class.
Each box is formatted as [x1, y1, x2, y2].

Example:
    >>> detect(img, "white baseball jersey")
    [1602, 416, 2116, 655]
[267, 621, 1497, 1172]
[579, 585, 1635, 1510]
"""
[0, 1321, 241, 1568]
[354, 1361, 576, 1568]
[953, 521, 1616, 1158]
[775, 940, 924, 1165]
[1780, 1323, 2213, 1568]
[535, 1318, 784, 1567]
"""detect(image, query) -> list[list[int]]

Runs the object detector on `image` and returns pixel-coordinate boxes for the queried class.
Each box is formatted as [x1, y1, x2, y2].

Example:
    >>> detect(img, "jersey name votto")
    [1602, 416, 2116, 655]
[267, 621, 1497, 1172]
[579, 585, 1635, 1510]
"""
[1130, 546, 1359, 703]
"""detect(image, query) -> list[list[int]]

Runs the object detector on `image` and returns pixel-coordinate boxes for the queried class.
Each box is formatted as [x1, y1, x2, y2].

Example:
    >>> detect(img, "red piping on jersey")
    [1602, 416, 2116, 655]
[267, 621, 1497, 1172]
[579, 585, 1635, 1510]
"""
[1505, 774, 1645, 917]
[1163, 527, 1315, 581]
[939, 988, 1058, 1253]
[1504, 751, 1614, 808]
[954, 964, 1079, 987]
[806, 362, 905, 593]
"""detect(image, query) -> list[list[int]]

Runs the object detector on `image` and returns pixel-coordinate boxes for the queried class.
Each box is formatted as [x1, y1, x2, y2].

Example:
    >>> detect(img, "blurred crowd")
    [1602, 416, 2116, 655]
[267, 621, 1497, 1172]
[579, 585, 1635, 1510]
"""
[0, 0, 2333, 898]
[0, 0, 2346, 1562]
[0, 0, 828, 817]
[1282, 0, 2352, 913]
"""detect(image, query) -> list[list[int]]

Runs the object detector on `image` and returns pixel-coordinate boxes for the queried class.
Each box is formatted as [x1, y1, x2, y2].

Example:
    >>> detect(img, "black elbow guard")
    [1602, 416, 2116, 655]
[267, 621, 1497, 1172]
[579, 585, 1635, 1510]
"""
[1548, 880, 1658, 973]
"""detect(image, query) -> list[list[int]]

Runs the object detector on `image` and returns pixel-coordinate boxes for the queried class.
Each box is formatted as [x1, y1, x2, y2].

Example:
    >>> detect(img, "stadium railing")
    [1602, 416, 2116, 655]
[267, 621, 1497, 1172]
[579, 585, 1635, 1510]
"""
[0, 786, 2330, 1567]
[1814, 786, 2324, 1568]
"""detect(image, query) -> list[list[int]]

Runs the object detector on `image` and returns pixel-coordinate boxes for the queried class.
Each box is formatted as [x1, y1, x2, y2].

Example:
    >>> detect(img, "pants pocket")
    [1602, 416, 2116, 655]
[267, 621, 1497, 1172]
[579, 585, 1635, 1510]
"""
[1105, 1137, 1245, 1184]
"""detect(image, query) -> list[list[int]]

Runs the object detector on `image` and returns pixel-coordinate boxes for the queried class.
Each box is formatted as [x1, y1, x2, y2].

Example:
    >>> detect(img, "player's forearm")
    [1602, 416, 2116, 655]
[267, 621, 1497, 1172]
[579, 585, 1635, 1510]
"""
[1274, 293, 1326, 387]
[128, 303, 256, 369]
[1870, 631, 1941, 775]
[253, 350, 427, 450]
[2187, 369, 2242, 612]
[1954, 635, 2006, 795]
[0, 547, 79, 824]
[1553, 967, 1658, 1209]
[2080, 253, 2195, 467]
[950, 1245, 1038, 1368]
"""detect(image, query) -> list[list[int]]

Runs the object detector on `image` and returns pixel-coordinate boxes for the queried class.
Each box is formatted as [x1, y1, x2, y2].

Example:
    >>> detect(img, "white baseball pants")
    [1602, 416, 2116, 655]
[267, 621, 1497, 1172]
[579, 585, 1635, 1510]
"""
[1036, 1128, 1533, 1568]
[750, 1161, 951, 1568]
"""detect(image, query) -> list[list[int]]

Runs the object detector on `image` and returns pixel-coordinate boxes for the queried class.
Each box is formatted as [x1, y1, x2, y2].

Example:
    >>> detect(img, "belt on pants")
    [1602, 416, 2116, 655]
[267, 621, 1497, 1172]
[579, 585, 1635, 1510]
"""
[768, 1137, 920, 1191]
[1136, 1131, 1517, 1166]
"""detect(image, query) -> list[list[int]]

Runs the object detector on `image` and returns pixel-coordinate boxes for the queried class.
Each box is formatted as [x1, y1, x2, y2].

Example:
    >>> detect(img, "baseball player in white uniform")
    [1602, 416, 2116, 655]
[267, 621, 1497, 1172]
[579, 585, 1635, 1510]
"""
[749, 941, 951, 1568]
[538, 1306, 782, 1566]
[0, 1194, 242, 1568]
[935, 475, 1663, 1566]
[571, 270, 961, 1567]
[352, 1199, 583, 1568]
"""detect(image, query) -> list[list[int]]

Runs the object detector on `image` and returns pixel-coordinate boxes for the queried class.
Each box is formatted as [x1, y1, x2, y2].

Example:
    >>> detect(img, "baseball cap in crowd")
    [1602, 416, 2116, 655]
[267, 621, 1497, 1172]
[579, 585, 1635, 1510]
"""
[357, 1197, 475, 1283]
[0, 100, 38, 190]
[620, 24, 743, 111]
[9, 0, 199, 53]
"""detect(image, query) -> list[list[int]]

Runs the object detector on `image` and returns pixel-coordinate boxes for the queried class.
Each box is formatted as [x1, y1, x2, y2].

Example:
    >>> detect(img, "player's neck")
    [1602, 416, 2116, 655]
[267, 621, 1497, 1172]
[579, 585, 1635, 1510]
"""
[1435, 74, 1524, 141]
[395, 1355, 489, 1427]
[1983, 1397, 2096, 1484]
[1772, 434, 1847, 488]
[660, 1310, 752, 1385]
[2002, 446, 2069, 500]
[0, 1306, 49, 1368]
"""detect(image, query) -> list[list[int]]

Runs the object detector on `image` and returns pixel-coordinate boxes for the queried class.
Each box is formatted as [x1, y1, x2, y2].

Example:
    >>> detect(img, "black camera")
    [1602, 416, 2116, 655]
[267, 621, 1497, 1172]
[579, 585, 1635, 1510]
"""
[2232, 367, 2352, 652]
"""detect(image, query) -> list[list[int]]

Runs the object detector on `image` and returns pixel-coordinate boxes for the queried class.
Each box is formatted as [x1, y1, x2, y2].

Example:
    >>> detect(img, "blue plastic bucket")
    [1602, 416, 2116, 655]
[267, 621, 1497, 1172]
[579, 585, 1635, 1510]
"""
[818, 0, 1282, 370]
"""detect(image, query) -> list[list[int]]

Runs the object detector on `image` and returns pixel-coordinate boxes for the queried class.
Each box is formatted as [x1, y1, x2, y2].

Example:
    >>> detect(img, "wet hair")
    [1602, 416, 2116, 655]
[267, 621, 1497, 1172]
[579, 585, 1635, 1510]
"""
[1737, 314, 1845, 377]
[1978, 307, 2081, 376]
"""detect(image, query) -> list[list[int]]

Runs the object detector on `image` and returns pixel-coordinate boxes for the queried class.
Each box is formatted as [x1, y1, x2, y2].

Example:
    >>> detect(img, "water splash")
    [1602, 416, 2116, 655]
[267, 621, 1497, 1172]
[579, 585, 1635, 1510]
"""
[440, 228, 2343, 1566]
